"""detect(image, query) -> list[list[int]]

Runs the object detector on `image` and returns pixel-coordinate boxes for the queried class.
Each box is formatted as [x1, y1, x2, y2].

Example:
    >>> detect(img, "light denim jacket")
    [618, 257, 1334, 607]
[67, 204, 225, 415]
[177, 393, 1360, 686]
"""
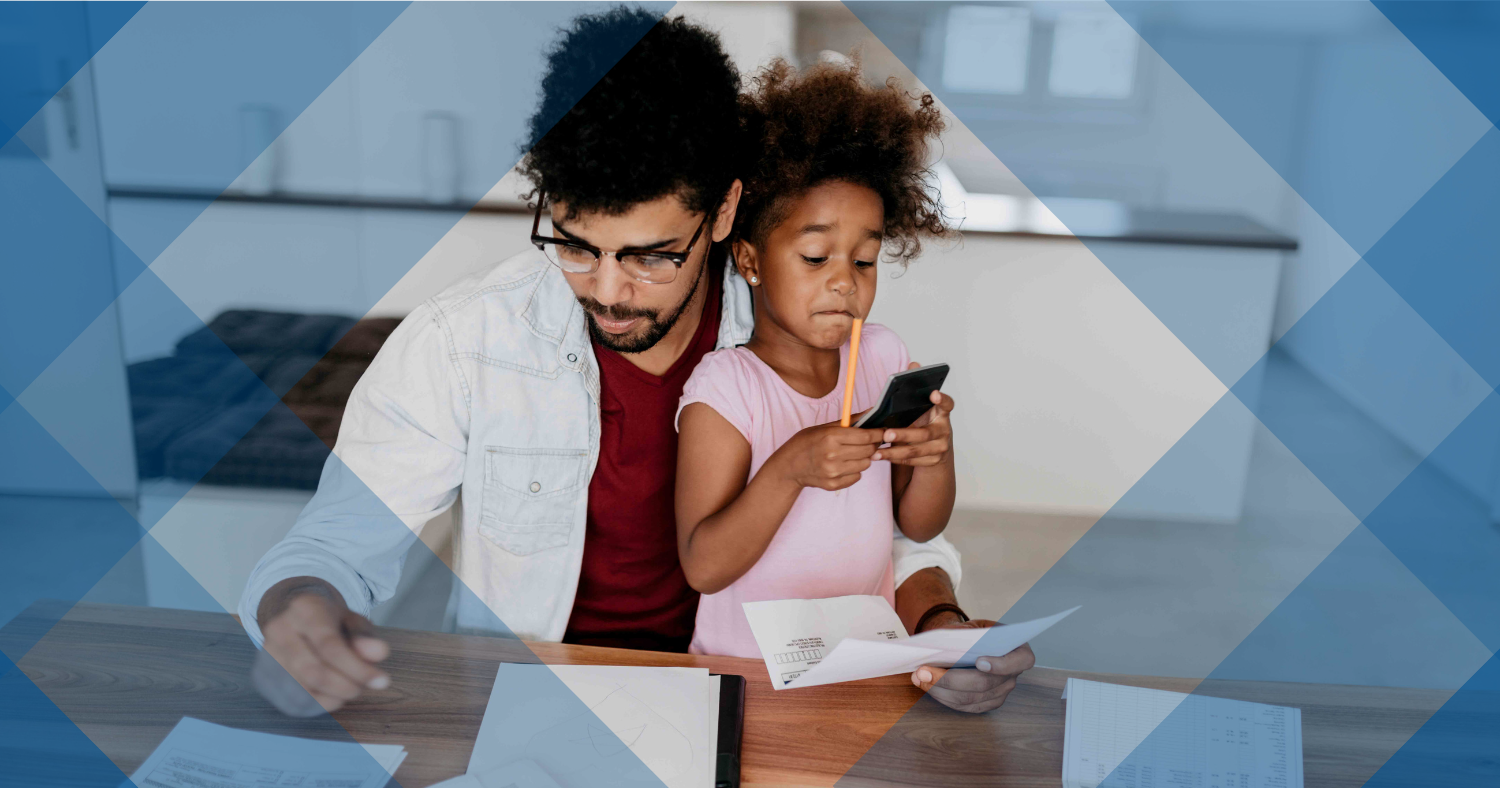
[239, 249, 962, 645]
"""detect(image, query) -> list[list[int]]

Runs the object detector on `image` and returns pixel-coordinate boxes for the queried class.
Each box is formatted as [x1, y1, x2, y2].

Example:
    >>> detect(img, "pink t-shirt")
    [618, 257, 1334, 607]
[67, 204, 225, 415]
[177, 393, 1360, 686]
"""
[676, 322, 910, 658]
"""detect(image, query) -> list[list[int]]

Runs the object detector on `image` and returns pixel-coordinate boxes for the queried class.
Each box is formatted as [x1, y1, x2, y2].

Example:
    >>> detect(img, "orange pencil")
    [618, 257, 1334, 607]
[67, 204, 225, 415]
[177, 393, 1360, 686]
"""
[839, 318, 864, 427]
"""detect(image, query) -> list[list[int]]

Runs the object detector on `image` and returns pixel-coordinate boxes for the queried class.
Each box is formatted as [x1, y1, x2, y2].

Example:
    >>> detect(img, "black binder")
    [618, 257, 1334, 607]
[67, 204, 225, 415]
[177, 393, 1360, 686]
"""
[713, 674, 747, 788]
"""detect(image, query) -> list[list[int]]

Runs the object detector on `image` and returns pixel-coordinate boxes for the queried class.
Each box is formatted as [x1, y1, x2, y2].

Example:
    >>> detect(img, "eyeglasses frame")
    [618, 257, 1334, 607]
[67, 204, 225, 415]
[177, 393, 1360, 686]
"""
[530, 191, 712, 284]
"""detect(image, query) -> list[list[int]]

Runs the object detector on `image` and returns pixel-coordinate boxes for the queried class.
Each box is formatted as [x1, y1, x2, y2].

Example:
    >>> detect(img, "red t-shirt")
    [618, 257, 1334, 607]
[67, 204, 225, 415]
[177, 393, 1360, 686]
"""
[562, 265, 723, 652]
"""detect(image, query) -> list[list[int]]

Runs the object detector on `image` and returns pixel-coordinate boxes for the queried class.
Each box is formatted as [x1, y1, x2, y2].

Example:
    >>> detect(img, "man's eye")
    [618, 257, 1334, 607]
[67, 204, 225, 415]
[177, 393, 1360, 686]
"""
[801, 255, 828, 264]
[623, 254, 675, 268]
[556, 245, 596, 264]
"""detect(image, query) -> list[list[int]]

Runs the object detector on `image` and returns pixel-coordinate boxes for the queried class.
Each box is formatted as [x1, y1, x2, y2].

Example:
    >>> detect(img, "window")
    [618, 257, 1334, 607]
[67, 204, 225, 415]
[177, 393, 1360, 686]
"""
[941, 6, 1032, 95]
[1048, 8, 1139, 99]
[923, 3, 1146, 123]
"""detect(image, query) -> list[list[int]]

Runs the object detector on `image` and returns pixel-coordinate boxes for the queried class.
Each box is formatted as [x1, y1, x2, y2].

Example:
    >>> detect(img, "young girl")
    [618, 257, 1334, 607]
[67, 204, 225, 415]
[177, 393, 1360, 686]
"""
[674, 59, 956, 658]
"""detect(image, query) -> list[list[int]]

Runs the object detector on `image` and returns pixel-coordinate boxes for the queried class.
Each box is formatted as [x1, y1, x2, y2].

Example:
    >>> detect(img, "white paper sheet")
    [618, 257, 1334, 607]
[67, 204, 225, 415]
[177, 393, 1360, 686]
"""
[744, 595, 1078, 689]
[1061, 678, 1304, 788]
[469, 664, 717, 788]
[130, 717, 405, 788]
[426, 759, 563, 788]
[742, 595, 906, 687]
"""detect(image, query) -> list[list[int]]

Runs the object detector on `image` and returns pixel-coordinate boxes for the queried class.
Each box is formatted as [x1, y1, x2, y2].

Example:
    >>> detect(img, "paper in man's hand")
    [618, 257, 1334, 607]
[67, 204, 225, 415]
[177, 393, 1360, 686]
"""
[743, 595, 1078, 690]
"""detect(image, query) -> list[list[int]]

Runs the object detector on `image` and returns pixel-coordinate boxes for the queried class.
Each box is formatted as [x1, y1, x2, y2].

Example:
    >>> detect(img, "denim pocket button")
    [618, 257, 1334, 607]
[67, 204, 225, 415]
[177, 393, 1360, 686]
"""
[480, 446, 586, 556]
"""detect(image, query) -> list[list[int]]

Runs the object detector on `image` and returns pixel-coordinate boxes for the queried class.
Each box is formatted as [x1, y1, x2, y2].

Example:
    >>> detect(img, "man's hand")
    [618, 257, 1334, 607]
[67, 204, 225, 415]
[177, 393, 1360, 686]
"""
[257, 578, 391, 713]
[911, 616, 1037, 714]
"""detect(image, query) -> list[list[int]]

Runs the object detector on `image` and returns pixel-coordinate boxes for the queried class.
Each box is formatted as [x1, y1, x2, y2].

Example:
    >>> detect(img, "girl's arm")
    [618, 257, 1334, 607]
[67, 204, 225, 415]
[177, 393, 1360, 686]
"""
[675, 403, 885, 594]
[886, 390, 957, 542]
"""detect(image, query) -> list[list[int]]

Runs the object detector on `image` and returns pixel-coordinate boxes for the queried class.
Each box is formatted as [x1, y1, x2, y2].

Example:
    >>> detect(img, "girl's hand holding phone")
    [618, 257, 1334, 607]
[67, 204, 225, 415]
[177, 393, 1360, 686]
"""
[878, 362, 955, 467]
[776, 421, 887, 491]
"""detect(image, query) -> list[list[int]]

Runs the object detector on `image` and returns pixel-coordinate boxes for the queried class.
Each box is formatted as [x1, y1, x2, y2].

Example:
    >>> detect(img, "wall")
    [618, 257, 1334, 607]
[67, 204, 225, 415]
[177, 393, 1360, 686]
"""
[875, 234, 1273, 518]
[1269, 18, 1500, 509]
[677, 1, 794, 73]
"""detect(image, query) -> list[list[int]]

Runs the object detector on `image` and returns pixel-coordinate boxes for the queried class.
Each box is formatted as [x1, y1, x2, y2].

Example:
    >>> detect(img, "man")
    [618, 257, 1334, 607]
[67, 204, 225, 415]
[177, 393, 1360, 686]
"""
[239, 8, 1032, 715]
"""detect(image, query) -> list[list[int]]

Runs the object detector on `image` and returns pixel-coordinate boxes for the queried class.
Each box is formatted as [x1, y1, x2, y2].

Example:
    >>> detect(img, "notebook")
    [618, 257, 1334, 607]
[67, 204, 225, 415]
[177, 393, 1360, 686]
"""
[1061, 678, 1303, 788]
[714, 674, 746, 788]
[467, 664, 746, 788]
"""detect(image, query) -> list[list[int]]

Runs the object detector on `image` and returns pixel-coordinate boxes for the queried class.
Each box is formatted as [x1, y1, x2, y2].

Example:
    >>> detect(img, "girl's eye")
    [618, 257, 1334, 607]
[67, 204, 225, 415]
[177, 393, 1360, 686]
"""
[801, 255, 828, 265]
[855, 260, 876, 268]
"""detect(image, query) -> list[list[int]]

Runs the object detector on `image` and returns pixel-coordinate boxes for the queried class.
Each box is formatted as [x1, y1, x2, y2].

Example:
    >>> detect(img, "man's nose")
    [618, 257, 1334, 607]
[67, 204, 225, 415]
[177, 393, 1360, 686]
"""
[591, 254, 636, 306]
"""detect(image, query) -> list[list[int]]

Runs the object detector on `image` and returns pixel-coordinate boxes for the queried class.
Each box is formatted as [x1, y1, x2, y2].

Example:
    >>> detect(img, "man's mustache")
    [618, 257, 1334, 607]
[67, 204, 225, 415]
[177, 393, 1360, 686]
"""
[577, 297, 658, 322]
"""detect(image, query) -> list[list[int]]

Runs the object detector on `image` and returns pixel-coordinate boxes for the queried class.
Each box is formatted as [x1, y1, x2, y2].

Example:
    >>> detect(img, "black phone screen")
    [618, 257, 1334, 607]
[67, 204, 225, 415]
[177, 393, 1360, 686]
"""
[854, 363, 950, 429]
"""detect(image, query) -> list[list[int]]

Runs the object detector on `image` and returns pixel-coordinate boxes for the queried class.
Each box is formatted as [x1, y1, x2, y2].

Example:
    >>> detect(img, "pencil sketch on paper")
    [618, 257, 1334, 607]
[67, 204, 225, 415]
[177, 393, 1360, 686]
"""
[471, 664, 716, 788]
[528, 682, 694, 781]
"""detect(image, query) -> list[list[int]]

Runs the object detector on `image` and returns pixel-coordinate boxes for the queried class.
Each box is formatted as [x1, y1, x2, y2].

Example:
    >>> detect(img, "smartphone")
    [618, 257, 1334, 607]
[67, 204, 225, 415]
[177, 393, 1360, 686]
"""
[854, 363, 950, 429]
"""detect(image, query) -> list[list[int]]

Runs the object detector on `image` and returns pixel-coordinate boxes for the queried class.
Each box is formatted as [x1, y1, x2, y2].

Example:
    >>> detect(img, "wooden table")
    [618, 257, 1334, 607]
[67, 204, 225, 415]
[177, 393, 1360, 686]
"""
[7, 602, 1448, 787]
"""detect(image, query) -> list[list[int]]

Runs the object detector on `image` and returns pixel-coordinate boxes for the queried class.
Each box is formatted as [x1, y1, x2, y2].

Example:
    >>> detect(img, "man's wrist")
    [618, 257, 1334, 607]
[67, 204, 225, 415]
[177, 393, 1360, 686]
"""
[914, 602, 969, 633]
[256, 576, 345, 625]
[894, 565, 958, 634]
[917, 610, 966, 632]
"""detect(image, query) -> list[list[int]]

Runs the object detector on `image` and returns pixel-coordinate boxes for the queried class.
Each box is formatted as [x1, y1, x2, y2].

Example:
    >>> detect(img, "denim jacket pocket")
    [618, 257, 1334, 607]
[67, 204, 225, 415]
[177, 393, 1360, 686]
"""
[480, 446, 586, 556]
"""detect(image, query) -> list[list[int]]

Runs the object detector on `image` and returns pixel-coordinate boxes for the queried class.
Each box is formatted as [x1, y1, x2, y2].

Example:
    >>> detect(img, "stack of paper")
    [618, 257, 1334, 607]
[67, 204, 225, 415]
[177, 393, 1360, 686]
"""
[1061, 678, 1303, 788]
[131, 717, 406, 788]
[467, 664, 722, 788]
[743, 595, 1077, 689]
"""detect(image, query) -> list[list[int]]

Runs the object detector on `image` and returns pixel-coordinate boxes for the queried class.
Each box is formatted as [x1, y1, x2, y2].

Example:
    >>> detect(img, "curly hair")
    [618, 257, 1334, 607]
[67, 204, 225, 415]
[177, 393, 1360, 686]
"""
[519, 8, 741, 221]
[735, 57, 949, 264]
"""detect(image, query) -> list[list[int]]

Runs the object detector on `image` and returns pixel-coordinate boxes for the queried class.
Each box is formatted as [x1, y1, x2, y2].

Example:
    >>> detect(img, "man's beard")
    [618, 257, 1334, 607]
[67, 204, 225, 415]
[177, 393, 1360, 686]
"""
[579, 261, 707, 354]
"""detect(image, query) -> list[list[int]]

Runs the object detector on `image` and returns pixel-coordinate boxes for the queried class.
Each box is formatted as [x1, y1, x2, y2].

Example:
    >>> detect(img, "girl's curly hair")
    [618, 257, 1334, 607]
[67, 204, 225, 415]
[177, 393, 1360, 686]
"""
[735, 57, 950, 264]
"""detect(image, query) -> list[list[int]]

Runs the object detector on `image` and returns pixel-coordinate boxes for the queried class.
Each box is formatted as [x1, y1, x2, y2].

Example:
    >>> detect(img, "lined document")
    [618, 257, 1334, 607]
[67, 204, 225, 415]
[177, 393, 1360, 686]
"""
[1061, 678, 1302, 788]
[130, 717, 405, 788]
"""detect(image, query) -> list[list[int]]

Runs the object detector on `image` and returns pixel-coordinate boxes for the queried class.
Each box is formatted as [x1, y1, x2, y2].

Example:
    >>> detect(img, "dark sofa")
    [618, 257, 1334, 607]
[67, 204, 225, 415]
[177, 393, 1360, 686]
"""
[129, 310, 401, 490]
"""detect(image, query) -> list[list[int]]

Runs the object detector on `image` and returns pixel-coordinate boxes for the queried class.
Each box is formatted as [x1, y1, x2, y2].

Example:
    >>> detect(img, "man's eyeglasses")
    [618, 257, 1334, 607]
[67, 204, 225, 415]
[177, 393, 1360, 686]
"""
[531, 192, 710, 285]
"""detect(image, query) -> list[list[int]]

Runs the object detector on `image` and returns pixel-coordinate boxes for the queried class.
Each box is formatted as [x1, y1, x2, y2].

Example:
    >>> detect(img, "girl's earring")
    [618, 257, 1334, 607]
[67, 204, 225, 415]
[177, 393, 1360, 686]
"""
[749, 275, 759, 285]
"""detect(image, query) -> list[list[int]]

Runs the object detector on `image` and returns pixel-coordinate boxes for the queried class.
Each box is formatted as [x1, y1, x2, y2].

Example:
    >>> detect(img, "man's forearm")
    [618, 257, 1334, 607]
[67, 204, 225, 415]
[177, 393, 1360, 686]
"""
[256, 576, 348, 627]
[894, 565, 966, 634]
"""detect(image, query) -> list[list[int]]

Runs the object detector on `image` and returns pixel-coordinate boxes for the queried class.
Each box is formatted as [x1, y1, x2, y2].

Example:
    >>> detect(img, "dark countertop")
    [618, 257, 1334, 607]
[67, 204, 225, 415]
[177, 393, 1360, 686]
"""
[1068, 205, 1297, 250]
[109, 186, 1298, 251]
